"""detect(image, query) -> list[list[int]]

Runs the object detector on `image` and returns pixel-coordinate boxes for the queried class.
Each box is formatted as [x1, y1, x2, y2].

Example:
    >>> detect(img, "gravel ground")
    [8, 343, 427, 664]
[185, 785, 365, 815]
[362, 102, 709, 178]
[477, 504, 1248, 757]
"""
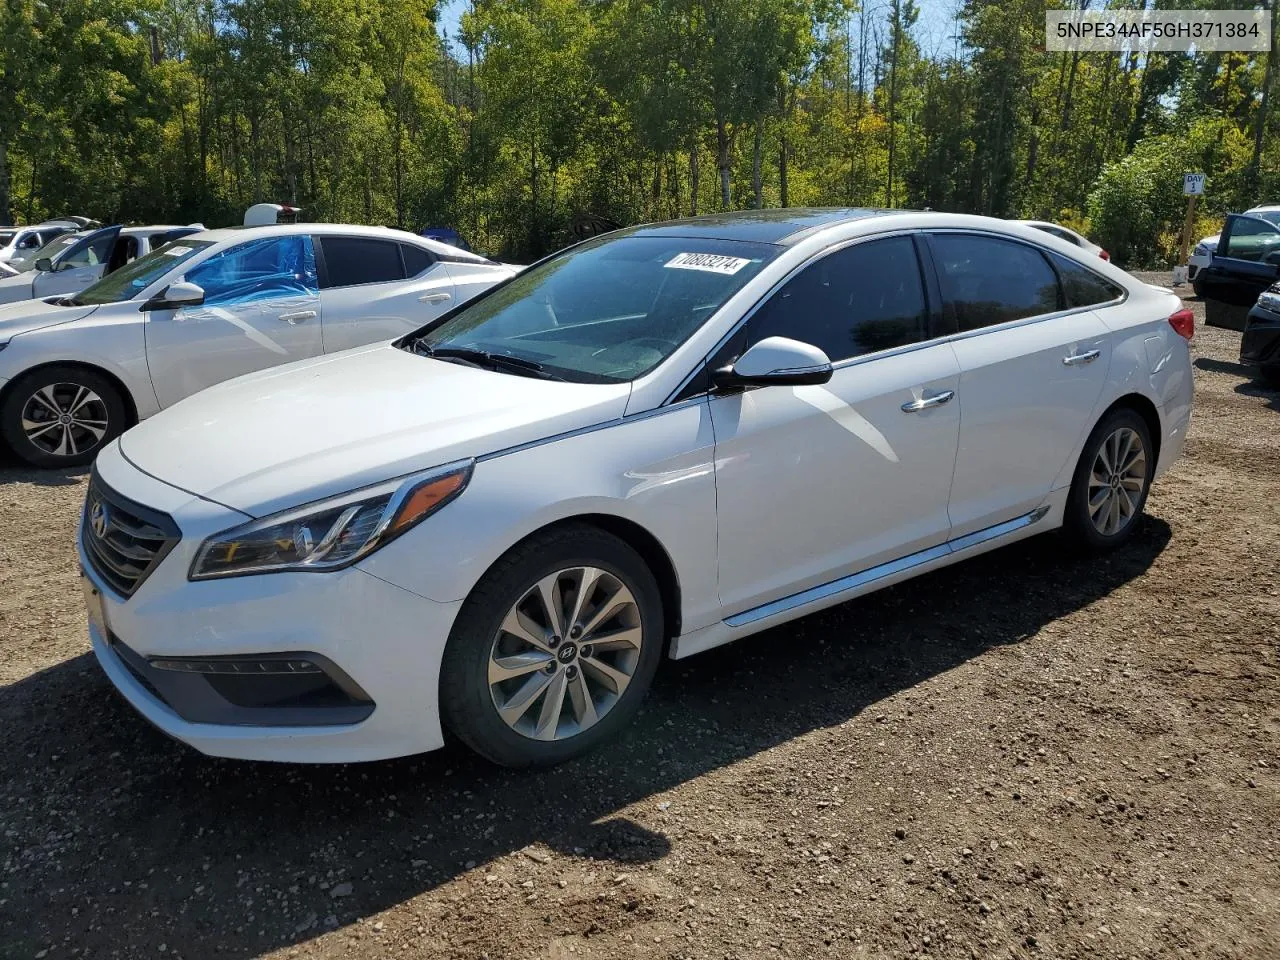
[2, 273, 1278, 960]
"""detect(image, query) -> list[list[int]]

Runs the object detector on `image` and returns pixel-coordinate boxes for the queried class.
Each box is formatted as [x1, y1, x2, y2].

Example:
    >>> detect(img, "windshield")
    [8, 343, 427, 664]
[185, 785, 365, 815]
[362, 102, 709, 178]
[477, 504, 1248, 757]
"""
[73, 240, 215, 305]
[1252, 210, 1280, 228]
[0, 231, 15, 246]
[411, 235, 779, 383]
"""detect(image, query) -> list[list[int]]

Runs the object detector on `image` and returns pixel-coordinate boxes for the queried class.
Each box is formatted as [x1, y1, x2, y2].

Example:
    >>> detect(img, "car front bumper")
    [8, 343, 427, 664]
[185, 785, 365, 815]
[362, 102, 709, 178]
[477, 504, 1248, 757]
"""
[81, 442, 463, 763]
[1241, 305, 1280, 370]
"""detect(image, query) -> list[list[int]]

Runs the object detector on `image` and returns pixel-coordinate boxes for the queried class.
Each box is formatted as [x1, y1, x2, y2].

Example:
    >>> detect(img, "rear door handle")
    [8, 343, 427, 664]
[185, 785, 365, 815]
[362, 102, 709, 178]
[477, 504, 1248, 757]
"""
[901, 390, 955, 413]
[1063, 349, 1101, 366]
[279, 310, 317, 323]
[419, 292, 452, 304]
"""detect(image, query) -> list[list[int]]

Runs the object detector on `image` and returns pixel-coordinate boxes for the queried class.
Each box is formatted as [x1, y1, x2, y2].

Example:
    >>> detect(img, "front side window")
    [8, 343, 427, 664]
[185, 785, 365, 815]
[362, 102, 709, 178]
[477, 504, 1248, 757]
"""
[1048, 252, 1124, 308]
[930, 233, 1060, 331]
[744, 235, 928, 362]
[319, 237, 405, 288]
[186, 236, 318, 307]
[1221, 217, 1280, 263]
[26, 233, 82, 271]
[413, 235, 780, 383]
[75, 240, 214, 305]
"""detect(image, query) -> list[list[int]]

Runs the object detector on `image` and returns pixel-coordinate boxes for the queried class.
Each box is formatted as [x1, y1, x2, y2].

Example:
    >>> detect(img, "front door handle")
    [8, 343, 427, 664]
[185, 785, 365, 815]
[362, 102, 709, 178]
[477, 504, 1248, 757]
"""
[419, 292, 452, 304]
[1063, 349, 1101, 366]
[279, 310, 317, 324]
[901, 390, 955, 413]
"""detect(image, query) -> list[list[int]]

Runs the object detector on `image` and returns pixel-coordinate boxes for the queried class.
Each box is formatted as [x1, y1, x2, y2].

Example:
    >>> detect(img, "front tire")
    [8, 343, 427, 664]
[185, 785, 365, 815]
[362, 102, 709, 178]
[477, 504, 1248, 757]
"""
[1063, 407, 1154, 551]
[0, 366, 128, 468]
[440, 523, 665, 768]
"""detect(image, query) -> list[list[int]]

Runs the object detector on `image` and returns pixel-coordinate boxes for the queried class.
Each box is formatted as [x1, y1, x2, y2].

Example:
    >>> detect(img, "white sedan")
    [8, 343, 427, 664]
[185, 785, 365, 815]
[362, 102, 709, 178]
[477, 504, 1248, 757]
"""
[1014, 220, 1109, 261]
[79, 209, 1194, 768]
[0, 224, 516, 465]
[0, 224, 204, 306]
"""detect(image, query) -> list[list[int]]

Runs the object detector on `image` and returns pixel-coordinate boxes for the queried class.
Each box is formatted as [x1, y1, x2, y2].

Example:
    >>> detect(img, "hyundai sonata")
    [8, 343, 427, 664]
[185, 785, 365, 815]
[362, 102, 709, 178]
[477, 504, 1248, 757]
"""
[79, 209, 1195, 767]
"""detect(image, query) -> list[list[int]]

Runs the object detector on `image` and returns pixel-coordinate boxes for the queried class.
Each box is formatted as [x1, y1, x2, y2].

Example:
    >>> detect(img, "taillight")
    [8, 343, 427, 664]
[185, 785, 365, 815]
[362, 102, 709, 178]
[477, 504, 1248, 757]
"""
[1099, 249, 1110, 261]
[1169, 307, 1195, 340]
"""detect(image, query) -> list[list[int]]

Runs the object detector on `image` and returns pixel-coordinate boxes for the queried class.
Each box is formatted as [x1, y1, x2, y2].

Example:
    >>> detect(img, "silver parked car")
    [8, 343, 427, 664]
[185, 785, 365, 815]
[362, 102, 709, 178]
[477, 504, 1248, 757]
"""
[0, 224, 204, 306]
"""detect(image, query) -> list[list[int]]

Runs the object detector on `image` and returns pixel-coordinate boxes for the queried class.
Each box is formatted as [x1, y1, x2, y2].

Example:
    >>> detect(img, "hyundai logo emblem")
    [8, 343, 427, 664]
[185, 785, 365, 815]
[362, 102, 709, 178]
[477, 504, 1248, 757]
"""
[89, 500, 109, 539]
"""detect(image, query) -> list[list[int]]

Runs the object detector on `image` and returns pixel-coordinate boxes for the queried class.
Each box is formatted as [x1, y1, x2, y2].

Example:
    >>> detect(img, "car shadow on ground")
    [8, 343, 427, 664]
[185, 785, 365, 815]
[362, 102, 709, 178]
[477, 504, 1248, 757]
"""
[1194, 357, 1280, 410]
[3, 519, 1172, 958]
[0, 457, 88, 486]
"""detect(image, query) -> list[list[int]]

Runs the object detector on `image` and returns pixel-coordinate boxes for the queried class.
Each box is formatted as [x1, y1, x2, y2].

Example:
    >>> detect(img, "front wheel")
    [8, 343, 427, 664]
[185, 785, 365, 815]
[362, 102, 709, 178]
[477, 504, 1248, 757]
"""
[0, 366, 128, 468]
[440, 524, 665, 768]
[1063, 407, 1154, 551]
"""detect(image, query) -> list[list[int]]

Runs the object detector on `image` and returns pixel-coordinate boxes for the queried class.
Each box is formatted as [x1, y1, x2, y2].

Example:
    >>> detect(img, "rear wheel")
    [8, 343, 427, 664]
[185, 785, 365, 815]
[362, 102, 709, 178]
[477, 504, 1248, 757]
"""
[440, 524, 664, 768]
[1063, 407, 1154, 551]
[0, 366, 128, 468]
[1259, 366, 1280, 387]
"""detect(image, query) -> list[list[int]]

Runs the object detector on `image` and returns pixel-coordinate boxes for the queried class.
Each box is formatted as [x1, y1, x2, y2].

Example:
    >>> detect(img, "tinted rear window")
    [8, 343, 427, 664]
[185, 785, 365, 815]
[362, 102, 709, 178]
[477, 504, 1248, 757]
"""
[1049, 253, 1124, 308]
[401, 243, 435, 277]
[930, 233, 1061, 331]
[319, 237, 406, 288]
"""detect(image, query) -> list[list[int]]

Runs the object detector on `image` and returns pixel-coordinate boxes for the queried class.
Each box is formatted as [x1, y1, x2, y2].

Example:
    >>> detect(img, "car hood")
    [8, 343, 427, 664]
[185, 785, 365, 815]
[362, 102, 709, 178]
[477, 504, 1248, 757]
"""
[0, 271, 36, 305]
[0, 296, 97, 339]
[119, 343, 634, 516]
[1197, 235, 1220, 248]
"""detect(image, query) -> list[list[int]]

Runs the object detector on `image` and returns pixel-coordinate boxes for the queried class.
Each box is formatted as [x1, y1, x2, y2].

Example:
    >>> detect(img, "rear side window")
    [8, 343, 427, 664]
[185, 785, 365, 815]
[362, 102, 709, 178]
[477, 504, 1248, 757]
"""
[319, 237, 405, 288]
[400, 243, 435, 277]
[745, 235, 928, 362]
[929, 233, 1060, 331]
[1049, 253, 1124, 308]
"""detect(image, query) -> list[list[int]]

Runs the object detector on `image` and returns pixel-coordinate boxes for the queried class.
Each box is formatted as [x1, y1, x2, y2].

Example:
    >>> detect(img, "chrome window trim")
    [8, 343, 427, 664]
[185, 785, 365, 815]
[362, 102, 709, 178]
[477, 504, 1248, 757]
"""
[662, 225, 1128, 404]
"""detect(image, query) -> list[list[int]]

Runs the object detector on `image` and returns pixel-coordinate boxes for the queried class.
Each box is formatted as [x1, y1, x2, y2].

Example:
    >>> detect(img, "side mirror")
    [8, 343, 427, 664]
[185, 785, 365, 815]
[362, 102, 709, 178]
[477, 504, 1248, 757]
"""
[143, 281, 205, 311]
[713, 336, 834, 390]
[34, 258, 53, 272]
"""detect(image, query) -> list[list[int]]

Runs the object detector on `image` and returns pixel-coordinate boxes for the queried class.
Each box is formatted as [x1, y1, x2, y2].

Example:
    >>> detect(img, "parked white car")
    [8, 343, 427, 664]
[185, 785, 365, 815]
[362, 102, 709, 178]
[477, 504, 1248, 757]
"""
[0, 224, 516, 465]
[0, 224, 204, 306]
[1189, 205, 1280, 292]
[78, 210, 1195, 767]
[0, 219, 85, 269]
[1014, 220, 1109, 261]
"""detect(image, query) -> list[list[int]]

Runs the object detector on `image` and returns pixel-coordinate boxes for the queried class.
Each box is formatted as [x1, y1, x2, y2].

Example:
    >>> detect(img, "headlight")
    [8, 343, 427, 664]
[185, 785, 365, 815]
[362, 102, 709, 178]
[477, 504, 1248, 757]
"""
[189, 460, 472, 580]
[1258, 291, 1280, 314]
[1193, 243, 1209, 257]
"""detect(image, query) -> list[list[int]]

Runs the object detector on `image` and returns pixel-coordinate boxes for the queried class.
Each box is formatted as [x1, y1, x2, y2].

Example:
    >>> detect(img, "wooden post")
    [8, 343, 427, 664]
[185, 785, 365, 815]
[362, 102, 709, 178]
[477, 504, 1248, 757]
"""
[1178, 193, 1198, 265]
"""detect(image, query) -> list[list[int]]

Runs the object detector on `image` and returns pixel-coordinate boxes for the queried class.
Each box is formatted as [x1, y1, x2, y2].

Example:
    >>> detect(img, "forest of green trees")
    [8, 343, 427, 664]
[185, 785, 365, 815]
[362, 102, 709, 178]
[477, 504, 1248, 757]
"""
[0, 0, 1276, 265]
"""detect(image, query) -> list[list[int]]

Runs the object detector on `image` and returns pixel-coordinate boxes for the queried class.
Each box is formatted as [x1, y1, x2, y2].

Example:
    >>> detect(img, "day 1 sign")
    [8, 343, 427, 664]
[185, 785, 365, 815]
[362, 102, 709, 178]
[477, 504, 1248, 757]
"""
[1183, 173, 1205, 196]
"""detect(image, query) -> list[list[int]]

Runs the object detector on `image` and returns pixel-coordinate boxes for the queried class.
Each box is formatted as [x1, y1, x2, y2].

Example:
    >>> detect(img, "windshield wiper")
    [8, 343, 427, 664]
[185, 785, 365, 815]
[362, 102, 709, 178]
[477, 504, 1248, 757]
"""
[412, 342, 565, 381]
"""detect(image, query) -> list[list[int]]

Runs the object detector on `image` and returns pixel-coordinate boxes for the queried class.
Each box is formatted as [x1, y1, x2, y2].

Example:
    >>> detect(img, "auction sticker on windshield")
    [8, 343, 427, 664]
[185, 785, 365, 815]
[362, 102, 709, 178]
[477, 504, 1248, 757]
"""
[665, 252, 752, 274]
[165, 245, 193, 256]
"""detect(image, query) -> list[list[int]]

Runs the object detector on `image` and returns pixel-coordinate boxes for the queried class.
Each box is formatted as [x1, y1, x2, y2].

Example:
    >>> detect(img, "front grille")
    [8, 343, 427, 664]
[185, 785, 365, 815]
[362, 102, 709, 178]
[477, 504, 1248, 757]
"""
[81, 473, 180, 598]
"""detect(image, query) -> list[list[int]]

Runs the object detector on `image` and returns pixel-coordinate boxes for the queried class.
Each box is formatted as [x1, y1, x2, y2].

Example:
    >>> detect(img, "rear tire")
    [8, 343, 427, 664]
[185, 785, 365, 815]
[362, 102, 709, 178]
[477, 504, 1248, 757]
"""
[0, 365, 128, 468]
[1259, 366, 1280, 387]
[439, 523, 665, 768]
[1063, 407, 1154, 552]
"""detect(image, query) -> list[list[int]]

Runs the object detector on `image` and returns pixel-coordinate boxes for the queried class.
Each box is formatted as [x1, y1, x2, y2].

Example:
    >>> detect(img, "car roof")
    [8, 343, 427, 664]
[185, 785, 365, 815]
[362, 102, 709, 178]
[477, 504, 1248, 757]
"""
[617, 208, 905, 245]
[120, 225, 200, 236]
[186, 222, 492, 262]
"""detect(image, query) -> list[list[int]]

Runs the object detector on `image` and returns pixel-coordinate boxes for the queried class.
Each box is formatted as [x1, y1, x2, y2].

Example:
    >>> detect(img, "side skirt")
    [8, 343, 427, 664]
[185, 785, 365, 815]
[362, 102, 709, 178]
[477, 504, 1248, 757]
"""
[670, 493, 1064, 660]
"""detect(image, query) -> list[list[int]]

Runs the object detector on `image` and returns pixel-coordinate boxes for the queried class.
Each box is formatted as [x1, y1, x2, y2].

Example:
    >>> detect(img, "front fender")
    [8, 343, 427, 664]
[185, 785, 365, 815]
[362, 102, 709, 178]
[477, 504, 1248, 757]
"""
[357, 401, 722, 635]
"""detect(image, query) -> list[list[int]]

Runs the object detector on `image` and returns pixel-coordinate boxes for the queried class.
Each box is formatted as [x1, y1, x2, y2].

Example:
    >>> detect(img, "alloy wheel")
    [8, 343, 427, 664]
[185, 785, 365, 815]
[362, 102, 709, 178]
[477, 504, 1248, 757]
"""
[488, 566, 644, 742]
[1088, 426, 1147, 536]
[20, 383, 110, 458]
